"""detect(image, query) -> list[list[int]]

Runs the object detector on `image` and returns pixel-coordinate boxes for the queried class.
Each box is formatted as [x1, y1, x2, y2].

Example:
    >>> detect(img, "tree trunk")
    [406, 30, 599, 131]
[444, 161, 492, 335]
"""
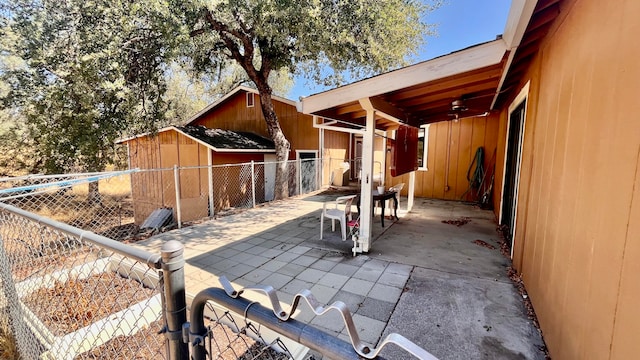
[256, 85, 290, 200]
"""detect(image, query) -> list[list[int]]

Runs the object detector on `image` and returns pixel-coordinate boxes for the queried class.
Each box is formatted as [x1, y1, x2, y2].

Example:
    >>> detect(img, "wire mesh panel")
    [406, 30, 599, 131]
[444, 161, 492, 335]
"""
[0, 207, 166, 360]
[212, 163, 254, 214]
[200, 302, 293, 360]
[299, 158, 320, 195]
[286, 160, 299, 197]
[0, 172, 137, 241]
[177, 166, 212, 223]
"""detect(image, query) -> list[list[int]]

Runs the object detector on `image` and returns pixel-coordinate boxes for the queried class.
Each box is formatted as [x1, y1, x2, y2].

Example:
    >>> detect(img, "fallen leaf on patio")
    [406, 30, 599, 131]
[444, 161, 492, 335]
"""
[472, 239, 496, 250]
[442, 217, 471, 226]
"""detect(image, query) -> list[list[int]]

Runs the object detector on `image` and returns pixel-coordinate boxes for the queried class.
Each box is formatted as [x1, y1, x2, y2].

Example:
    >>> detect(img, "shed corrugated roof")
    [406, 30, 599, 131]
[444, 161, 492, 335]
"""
[175, 125, 275, 151]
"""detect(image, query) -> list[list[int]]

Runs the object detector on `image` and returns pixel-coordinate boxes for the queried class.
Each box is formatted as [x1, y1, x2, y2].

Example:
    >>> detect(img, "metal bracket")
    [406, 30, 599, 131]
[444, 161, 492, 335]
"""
[219, 276, 438, 360]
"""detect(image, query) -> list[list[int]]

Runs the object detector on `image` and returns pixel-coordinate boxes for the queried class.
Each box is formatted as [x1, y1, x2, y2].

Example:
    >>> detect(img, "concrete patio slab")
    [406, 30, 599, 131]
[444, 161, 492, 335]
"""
[378, 267, 545, 360]
[133, 192, 546, 359]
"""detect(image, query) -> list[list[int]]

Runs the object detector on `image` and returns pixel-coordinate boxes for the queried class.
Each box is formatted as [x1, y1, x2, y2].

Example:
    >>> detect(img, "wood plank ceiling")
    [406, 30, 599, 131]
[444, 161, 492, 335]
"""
[313, 50, 508, 131]
[494, 0, 561, 107]
[312, 0, 561, 131]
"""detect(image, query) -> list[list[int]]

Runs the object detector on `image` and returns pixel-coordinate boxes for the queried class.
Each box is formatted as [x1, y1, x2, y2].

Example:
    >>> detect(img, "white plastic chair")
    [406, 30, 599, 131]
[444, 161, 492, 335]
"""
[389, 183, 405, 210]
[320, 195, 357, 241]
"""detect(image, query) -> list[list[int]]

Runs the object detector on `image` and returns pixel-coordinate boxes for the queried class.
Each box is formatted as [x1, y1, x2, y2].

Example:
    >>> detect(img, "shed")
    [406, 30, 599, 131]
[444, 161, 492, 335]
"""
[119, 86, 351, 224]
[121, 125, 276, 223]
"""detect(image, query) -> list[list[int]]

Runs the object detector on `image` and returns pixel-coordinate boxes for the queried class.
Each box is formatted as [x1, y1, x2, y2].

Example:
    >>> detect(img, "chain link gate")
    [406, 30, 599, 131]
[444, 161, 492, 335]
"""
[0, 202, 167, 359]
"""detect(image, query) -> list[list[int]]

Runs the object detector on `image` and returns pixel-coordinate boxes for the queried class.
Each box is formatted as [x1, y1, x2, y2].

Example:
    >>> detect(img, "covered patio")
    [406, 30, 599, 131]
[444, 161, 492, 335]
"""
[134, 191, 546, 359]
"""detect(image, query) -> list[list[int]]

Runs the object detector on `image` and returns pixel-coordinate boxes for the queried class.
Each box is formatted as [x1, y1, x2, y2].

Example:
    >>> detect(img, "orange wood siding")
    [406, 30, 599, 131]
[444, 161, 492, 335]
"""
[123, 90, 322, 223]
[125, 130, 211, 223]
[496, 0, 640, 359]
[323, 131, 350, 185]
[385, 115, 500, 200]
[192, 92, 318, 159]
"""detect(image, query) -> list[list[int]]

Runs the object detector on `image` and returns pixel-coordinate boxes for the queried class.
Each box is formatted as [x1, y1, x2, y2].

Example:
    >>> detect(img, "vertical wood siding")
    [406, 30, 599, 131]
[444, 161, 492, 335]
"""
[191, 92, 322, 160]
[499, 0, 640, 358]
[323, 130, 350, 185]
[123, 90, 333, 223]
[127, 130, 210, 223]
[385, 115, 500, 201]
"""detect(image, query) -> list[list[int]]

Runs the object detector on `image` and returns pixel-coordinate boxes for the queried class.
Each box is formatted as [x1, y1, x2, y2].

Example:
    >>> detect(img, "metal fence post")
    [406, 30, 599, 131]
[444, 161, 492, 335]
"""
[161, 240, 188, 360]
[208, 153, 215, 218]
[173, 165, 182, 229]
[251, 160, 256, 208]
[297, 159, 302, 195]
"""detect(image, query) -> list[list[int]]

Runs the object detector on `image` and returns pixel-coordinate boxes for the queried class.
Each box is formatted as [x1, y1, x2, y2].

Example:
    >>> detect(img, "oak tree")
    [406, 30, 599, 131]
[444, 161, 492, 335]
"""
[176, 0, 435, 199]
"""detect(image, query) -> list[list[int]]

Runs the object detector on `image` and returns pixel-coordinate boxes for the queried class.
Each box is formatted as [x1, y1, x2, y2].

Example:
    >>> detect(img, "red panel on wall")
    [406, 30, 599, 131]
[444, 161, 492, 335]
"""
[390, 124, 419, 177]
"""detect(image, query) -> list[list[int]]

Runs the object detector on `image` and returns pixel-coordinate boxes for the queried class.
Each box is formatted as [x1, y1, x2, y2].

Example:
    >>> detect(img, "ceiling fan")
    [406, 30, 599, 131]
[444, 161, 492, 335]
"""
[447, 94, 492, 120]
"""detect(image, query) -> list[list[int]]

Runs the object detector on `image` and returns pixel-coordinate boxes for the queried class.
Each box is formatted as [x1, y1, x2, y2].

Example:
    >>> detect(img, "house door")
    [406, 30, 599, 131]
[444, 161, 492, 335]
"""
[264, 154, 276, 201]
[298, 151, 318, 194]
[501, 99, 527, 248]
[354, 138, 363, 180]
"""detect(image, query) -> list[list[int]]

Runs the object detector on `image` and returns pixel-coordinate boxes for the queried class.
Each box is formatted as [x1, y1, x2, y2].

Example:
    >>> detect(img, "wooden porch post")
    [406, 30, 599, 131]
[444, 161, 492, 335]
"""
[408, 170, 416, 211]
[358, 98, 376, 252]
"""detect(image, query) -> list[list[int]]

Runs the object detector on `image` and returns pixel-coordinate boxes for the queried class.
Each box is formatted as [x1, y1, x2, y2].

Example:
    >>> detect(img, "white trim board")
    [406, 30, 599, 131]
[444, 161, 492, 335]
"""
[499, 80, 530, 259]
[300, 39, 507, 115]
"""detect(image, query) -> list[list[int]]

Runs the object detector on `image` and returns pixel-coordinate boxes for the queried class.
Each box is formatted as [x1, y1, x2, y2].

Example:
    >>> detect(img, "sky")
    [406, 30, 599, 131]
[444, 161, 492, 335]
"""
[288, 0, 512, 100]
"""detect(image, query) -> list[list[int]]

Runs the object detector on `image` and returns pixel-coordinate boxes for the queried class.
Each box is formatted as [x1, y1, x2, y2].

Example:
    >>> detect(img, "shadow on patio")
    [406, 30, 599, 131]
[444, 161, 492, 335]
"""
[135, 192, 546, 359]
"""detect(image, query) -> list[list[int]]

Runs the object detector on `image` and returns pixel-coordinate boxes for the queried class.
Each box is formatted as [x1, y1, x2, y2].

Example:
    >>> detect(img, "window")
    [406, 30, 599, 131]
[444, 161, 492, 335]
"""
[417, 124, 430, 170]
[246, 92, 255, 107]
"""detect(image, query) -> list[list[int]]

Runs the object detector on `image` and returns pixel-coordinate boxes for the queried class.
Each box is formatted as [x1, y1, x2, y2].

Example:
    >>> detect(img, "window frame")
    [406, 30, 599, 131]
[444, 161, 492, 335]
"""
[417, 124, 430, 171]
[246, 92, 255, 107]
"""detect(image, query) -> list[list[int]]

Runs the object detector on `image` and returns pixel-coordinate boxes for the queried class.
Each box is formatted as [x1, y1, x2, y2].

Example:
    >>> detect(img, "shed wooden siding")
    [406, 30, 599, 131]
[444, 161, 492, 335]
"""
[127, 130, 209, 224]
[385, 115, 499, 200]
[498, 0, 640, 358]
[192, 92, 320, 160]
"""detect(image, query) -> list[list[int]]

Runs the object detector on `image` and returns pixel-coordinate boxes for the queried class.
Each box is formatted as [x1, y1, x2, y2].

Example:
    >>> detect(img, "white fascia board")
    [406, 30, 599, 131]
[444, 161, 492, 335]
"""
[313, 122, 365, 135]
[301, 39, 507, 115]
[213, 148, 276, 153]
[115, 126, 176, 144]
[503, 0, 539, 48]
[491, 0, 538, 108]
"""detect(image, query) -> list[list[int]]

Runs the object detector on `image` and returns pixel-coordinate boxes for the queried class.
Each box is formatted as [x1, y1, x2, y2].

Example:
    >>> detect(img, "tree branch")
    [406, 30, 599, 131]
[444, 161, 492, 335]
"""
[203, 10, 259, 80]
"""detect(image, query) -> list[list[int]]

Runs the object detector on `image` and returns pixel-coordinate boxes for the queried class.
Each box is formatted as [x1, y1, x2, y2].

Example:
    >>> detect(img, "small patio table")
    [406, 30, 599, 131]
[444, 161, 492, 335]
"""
[355, 190, 399, 227]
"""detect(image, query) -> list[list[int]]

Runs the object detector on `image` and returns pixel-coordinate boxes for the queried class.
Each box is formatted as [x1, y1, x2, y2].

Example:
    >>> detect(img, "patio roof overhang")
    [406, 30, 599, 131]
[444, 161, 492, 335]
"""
[299, 0, 543, 255]
[300, 39, 509, 132]
[298, 0, 549, 132]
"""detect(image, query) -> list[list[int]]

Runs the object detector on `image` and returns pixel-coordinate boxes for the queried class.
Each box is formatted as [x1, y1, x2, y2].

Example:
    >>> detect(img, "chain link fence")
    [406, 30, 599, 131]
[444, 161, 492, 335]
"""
[0, 172, 437, 359]
[198, 302, 294, 360]
[0, 158, 327, 241]
[0, 203, 166, 359]
[0, 171, 138, 241]
[0, 203, 306, 360]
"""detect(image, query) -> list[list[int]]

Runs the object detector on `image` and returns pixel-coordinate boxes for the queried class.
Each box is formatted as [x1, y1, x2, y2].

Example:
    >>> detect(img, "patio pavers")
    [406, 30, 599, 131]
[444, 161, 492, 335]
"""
[134, 194, 546, 359]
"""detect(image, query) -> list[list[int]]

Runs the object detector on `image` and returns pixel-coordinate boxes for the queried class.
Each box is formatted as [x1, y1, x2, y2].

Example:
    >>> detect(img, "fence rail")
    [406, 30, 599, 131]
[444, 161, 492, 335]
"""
[0, 158, 337, 241]
[0, 201, 166, 359]
[0, 160, 437, 360]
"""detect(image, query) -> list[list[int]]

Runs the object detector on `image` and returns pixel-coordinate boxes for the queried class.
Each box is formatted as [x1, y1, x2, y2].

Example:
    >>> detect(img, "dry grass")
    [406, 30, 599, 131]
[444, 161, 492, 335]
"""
[5, 179, 135, 239]
[23, 272, 155, 336]
[0, 315, 19, 360]
[70, 176, 132, 198]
